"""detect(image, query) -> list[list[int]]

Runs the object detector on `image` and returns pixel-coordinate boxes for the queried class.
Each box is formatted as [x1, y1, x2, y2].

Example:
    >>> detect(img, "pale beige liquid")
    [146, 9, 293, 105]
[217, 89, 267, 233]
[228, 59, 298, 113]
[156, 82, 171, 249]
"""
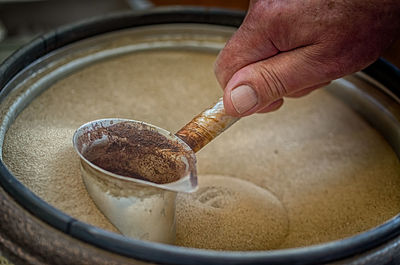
[3, 50, 400, 250]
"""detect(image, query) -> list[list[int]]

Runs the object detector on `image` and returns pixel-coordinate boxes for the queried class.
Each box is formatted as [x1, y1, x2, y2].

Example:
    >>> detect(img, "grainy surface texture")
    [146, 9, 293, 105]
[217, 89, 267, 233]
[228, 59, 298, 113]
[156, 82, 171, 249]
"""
[176, 174, 289, 250]
[3, 50, 400, 250]
[79, 121, 192, 184]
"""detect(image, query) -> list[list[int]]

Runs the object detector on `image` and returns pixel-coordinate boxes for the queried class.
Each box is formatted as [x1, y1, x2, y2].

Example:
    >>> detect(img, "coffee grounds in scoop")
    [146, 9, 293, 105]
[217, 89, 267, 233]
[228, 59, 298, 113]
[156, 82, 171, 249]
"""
[82, 122, 193, 184]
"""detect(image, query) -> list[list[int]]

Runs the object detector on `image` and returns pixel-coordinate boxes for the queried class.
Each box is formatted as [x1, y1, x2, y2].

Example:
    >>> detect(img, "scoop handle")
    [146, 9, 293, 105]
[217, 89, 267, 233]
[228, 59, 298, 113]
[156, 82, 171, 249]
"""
[175, 97, 240, 152]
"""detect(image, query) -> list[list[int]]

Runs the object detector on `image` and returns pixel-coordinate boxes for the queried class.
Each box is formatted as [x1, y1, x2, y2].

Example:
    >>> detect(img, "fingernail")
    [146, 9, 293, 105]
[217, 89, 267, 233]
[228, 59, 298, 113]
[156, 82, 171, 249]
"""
[230, 85, 258, 114]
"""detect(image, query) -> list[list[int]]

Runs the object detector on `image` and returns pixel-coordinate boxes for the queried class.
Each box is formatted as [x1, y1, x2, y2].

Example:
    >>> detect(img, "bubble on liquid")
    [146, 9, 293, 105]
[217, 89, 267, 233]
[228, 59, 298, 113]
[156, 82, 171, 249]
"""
[176, 175, 289, 251]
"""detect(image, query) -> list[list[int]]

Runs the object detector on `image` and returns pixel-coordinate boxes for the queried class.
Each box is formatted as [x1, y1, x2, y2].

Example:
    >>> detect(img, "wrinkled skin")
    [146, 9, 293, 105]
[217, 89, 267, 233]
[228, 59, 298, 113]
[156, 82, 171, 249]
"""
[214, 0, 400, 116]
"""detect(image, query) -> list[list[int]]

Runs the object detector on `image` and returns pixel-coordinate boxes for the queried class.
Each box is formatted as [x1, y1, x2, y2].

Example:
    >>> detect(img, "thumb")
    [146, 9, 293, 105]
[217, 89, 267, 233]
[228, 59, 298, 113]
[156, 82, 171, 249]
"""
[223, 47, 337, 117]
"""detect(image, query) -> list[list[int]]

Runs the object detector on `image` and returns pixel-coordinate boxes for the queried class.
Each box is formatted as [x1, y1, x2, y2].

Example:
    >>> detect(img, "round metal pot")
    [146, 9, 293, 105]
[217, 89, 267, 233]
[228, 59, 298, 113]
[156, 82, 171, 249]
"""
[0, 7, 400, 265]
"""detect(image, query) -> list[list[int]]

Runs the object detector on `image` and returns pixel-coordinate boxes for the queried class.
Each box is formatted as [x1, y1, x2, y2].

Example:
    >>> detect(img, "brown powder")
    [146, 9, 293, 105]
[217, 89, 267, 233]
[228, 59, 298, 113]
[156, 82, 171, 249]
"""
[78, 121, 193, 184]
[2, 50, 400, 250]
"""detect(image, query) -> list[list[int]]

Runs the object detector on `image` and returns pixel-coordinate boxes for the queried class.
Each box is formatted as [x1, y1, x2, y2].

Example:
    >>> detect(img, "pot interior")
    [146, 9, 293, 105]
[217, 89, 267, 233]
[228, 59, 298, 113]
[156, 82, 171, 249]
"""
[0, 23, 399, 252]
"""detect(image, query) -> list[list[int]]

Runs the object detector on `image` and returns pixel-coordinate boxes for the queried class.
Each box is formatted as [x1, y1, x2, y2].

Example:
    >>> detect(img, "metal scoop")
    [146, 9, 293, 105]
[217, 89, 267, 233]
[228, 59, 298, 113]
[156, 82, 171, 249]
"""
[73, 98, 238, 244]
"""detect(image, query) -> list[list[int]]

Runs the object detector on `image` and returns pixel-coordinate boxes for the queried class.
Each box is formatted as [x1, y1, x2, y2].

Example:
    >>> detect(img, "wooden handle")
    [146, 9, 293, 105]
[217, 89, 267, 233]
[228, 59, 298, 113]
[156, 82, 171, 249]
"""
[175, 98, 239, 152]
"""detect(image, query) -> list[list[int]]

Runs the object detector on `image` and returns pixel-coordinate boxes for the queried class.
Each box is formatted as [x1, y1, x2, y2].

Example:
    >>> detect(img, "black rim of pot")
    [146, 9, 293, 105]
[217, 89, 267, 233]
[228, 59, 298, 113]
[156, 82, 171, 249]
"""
[0, 7, 400, 265]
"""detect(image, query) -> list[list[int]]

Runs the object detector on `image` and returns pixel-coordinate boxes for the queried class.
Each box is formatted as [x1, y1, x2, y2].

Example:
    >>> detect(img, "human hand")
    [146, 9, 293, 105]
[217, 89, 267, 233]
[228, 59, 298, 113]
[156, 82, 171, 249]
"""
[214, 0, 400, 117]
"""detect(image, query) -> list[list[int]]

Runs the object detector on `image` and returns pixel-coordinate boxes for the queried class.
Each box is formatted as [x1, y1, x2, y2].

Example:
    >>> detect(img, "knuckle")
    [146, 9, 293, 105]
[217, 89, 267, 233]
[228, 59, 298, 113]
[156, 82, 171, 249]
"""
[302, 45, 348, 79]
[303, 46, 352, 79]
[257, 65, 288, 100]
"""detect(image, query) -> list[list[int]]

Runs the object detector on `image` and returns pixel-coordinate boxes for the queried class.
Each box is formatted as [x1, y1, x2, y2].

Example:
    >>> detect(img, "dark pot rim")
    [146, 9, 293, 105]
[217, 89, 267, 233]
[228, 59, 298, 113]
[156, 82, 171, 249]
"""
[1, 7, 400, 265]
